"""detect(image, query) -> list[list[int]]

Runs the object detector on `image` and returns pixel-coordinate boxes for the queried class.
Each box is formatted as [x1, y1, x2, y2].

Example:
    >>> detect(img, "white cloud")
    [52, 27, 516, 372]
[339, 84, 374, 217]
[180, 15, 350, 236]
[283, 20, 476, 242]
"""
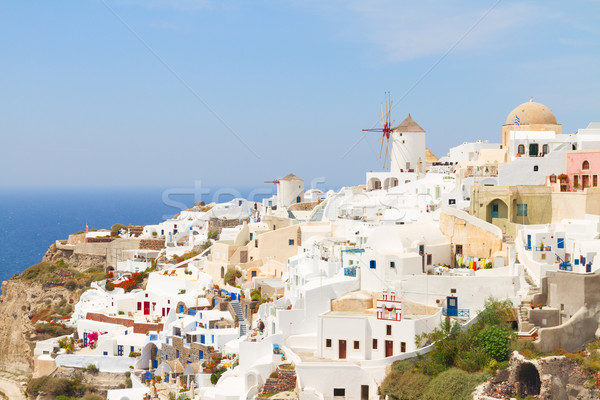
[299, 0, 539, 61]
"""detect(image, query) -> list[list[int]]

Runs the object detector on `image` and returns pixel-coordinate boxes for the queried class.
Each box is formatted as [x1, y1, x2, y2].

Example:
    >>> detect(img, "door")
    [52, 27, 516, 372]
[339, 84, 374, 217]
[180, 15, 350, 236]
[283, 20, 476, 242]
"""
[338, 340, 347, 359]
[143, 301, 150, 315]
[583, 175, 590, 188]
[419, 245, 425, 273]
[361, 385, 369, 400]
[491, 203, 499, 219]
[385, 340, 393, 357]
[527, 235, 532, 250]
[447, 297, 458, 317]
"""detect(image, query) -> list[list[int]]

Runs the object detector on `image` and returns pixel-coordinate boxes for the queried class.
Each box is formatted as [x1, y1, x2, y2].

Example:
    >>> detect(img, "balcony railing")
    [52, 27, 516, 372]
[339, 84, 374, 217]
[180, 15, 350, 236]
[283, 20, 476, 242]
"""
[535, 246, 552, 252]
[559, 262, 572, 271]
[442, 308, 470, 318]
[343, 267, 357, 277]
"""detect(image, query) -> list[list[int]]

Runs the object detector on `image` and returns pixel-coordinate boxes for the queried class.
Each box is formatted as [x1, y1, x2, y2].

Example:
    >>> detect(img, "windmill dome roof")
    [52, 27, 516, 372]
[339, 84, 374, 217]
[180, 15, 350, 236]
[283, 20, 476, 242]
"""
[505, 99, 557, 125]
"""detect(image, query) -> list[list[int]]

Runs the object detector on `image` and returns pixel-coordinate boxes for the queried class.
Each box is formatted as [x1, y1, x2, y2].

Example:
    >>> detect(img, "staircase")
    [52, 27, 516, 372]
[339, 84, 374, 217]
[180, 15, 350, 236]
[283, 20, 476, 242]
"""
[231, 300, 247, 336]
[517, 269, 540, 340]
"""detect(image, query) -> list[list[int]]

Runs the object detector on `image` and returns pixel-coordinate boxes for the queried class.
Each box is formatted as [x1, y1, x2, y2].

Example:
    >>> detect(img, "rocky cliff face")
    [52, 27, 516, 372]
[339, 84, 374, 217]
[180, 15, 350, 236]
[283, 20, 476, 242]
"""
[0, 244, 106, 375]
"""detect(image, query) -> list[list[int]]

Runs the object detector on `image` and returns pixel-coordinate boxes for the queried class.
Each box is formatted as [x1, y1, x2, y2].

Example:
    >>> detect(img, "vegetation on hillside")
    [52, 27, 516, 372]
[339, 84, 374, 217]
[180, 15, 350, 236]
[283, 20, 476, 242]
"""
[381, 298, 515, 400]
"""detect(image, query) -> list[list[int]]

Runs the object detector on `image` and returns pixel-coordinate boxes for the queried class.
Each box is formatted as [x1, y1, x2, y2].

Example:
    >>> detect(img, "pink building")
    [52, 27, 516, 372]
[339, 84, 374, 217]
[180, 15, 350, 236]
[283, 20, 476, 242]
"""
[546, 150, 600, 192]
[565, 150, 600, 190]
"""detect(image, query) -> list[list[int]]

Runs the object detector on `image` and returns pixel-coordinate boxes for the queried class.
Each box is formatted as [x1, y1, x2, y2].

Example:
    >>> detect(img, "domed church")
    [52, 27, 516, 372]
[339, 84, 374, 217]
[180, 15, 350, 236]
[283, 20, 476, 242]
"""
[501, 99, 562, 152]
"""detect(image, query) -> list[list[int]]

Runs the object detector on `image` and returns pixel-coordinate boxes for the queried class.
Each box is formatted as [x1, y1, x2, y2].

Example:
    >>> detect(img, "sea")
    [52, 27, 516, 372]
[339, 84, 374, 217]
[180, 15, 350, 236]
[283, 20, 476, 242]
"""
[0, 186, 276, 289]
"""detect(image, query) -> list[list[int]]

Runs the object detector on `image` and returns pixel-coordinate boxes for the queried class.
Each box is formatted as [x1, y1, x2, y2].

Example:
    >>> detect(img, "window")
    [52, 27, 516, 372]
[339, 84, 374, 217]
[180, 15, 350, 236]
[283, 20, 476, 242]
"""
[117, 346, 123, 356]
[448, 199, 456, 205]
[386, 325, 392, 335]
[557, 238, 565, 249]
[354, 341, 360, 350]
[166, 355, 169, 360]
[137, 302, 142, 311]
[583, 160, 590, 170]
[326, 339, 332, 348]
[372, 339, 378, 349]
[176, 350, 179, 358]
[426, 254, 432, 265]
[255, 239, 258, 248]
[450, 288, 457, 294]
[550, 174, 556, 183]
[251, 270, 257, 278]
[289, 239, 294, 245]
[220, 267, 224, 278]
[103, 351, 108, 356]
[390, 261, 395, 269]
[533, 165, 538, 172]
[542, 144, 549, 154]
[516, 204, 528, 216]
[200, 334, 205, 344]
[529, 143, 539, 156]
[249, 233, 253, 240]
[594, 175, 598, 187]
[370, 260, 376, 269]
[418, 245, 424, 255]
[333, 388, 345, 397]
[517, 144, 525, 154]
[455, 245, 463, 255]
[130, 346, 135, 353]
[400, 342, 406, 352]
[199, 350, 204, 359]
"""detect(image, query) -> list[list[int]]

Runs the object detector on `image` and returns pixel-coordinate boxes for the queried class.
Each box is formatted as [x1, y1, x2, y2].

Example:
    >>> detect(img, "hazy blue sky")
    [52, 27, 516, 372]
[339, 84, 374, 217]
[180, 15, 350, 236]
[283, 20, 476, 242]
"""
[1, 0, 599, 189]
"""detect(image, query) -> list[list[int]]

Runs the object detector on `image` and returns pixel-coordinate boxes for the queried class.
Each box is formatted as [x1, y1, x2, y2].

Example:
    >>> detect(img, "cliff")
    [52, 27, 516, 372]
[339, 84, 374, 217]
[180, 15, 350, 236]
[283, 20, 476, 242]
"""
[0, 243, 107, 375]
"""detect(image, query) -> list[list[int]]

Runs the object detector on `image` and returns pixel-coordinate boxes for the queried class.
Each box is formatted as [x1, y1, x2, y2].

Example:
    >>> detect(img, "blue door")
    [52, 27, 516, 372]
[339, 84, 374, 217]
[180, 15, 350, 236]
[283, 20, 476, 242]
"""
[527, 235, 532, 250]
[491, 203, 499, 219]
[153, 360, 158, 368]
[447, 297, 458, 317]
[587, 263, 592, 273]
[230, 293, 237, 301]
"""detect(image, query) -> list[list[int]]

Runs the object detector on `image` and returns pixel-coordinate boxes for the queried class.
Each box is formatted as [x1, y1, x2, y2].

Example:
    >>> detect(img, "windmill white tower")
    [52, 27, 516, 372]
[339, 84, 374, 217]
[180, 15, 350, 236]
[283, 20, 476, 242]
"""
[390, 114, 426, 175]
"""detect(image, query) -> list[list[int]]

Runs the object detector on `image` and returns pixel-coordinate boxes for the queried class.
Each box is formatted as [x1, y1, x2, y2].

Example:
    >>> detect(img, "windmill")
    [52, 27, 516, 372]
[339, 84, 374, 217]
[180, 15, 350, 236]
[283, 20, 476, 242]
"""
[363, 92, 394, 169]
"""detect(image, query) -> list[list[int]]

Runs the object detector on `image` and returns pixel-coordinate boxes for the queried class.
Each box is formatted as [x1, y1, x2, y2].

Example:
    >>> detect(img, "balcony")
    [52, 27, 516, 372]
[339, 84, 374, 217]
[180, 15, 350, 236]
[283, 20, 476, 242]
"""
[559, 262, 572, 271]
[442, 308, 470, 318]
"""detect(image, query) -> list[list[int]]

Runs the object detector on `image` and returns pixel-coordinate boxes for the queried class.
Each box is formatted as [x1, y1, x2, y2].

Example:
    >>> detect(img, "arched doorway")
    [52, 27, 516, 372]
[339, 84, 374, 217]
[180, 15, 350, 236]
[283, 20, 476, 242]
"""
[486, 199, 508, 223]
[517, 362, 541, 397]
[369, 178, 382, 191]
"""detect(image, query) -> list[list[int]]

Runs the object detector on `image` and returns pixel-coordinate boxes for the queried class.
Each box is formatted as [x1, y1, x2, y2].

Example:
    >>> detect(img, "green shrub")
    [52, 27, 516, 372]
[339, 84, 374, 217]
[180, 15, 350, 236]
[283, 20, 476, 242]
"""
[420, 368, 486, 400]
[476, 325, 514, 361]
[381, 370, 430, 400]
[27, 376, 85, 397]
[111, 223, 129, 235]
[65, 280, 78, 291]
[21, 262, 55, 280]
[83, 364, 99, 374]
[391, 360, 415, 374]
[224, 268, 242, 286]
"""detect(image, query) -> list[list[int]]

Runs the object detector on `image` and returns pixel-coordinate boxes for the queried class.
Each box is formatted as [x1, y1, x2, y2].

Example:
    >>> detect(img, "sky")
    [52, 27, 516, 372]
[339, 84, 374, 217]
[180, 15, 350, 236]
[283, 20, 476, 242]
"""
[1, 0, 599, 190]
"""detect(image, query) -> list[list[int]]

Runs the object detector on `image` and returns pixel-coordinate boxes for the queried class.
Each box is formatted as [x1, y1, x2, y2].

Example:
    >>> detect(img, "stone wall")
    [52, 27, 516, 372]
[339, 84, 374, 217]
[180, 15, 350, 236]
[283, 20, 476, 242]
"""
[158, 336, 220, 366]
[261, 365, 297, 395]
[140, 239, 165, 251]
[86, 312, 163, 334]
[479, 351, 598, 400]
[209, 217, 250, 234]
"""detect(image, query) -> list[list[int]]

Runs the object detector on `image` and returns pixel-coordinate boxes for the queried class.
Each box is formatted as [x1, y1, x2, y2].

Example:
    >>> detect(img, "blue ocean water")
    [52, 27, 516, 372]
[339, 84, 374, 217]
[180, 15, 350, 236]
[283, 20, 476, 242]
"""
[0, 186, 275, 287]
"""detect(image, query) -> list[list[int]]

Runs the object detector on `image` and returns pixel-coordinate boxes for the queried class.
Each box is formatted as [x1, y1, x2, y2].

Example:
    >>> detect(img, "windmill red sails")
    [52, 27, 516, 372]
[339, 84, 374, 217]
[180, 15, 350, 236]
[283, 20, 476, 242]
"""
[363, 92, 394, 169]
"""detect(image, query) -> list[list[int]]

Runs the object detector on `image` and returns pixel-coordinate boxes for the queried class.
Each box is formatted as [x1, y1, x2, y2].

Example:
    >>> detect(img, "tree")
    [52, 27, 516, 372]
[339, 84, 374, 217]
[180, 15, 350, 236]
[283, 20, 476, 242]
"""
[381, 370, 430, 400]
[420, 368, 486, 400]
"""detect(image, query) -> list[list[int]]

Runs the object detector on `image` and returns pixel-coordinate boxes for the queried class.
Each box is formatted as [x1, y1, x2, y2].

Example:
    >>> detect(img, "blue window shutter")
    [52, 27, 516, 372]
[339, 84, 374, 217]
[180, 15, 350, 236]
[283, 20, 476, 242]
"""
[370, 260, 376, 269]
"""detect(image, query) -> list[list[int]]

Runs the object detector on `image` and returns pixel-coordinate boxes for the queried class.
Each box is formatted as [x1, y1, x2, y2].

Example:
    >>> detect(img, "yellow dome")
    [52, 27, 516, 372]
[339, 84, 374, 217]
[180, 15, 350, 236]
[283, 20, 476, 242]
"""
[505, 99, 557, 125]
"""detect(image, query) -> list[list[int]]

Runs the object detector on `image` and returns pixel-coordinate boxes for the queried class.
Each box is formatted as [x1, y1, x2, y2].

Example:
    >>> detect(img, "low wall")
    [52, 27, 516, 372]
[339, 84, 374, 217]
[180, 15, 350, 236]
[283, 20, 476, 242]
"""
[535, 306, 599, 353]
[55, 354, 137, 372]
[86, 312, 163, 333]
